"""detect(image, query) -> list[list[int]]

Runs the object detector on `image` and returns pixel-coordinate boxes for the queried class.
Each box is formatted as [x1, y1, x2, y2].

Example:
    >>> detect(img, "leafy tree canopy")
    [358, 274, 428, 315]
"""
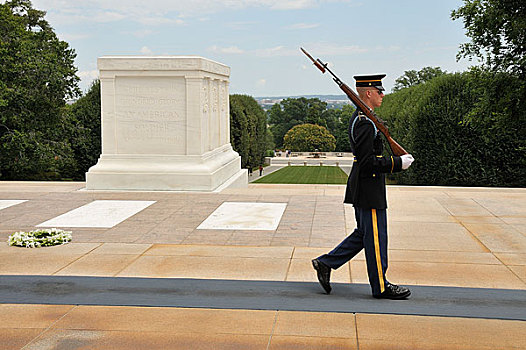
[63, 80, 101, 180]
[451, 0, 526, 76]
[0, 0, 80, 180]
[393, 67, 447, 91]
[331, 104, 354, 152]
[268, 97, 352, 151]
[268, 97, 331, 148]
[0, 0, 80, 131]
[283, 124, 336, 152]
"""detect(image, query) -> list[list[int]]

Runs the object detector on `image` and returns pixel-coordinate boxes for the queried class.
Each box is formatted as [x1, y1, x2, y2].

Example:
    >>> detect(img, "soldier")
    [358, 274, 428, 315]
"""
[312, 74, 415, 299]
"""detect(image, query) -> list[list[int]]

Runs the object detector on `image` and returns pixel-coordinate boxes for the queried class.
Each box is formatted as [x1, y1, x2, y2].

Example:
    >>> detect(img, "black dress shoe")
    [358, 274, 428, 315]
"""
[373, 283, 411, 300]
[312, 258, 332, 294]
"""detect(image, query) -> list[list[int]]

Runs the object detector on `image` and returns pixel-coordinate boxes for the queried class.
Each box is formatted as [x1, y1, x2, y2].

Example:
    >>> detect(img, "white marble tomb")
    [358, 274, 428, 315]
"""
[85, 56, 247, 191]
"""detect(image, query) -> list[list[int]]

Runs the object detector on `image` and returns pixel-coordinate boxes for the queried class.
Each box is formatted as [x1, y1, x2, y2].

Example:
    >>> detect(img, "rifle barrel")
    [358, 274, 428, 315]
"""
[301, 47, 326, 73]
[300, 47, 408, 156]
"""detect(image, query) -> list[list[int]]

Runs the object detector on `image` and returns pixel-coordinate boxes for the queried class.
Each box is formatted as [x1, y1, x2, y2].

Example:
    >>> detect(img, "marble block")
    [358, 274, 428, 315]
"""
[197, 202, 288, 230]
[0, 200, 27, 211]
[37, 200, 156, 228]
[86, 56, 247, 191]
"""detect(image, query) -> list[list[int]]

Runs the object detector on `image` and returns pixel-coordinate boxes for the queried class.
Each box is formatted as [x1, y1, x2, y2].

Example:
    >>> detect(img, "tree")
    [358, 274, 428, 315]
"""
[393, 67, 447, 91]
[0, 0, 80, 179]
[267, 97, 353, 151]
[62, 80, 101, 180]
[283, 124, 336, 152]
[265, 128, 275, 154]
[230, 94, 267, 169]
[332, 104, 354, 152]
[268, 97, 328, 148]
[451, 0, 526, 76]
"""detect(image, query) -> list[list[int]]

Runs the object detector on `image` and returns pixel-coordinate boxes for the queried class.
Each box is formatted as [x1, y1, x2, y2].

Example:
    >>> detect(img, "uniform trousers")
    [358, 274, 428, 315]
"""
[317, 206, 388, 296]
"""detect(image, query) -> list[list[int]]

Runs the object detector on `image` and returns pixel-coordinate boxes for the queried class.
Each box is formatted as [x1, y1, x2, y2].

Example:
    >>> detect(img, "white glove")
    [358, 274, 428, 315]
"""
[401, 154, 414, 170]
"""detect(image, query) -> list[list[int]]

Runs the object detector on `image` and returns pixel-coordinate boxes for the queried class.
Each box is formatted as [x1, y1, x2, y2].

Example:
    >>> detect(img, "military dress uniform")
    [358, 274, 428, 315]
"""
[313, 74, 409, 298]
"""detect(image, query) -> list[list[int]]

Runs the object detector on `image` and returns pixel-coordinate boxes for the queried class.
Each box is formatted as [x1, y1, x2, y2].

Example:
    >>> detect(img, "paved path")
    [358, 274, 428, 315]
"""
[0, 182, 525, 349]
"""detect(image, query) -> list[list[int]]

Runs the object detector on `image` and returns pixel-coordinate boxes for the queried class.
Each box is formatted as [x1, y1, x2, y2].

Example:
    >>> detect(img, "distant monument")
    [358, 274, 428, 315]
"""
[86, 56, 247, 191]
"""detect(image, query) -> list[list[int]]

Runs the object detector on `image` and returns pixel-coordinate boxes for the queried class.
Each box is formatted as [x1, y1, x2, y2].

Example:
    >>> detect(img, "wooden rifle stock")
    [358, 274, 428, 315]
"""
[300, 47, 408, 156]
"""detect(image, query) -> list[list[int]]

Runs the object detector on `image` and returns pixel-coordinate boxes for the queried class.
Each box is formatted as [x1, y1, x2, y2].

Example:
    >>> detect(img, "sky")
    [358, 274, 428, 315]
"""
[26, 0, 476, 96]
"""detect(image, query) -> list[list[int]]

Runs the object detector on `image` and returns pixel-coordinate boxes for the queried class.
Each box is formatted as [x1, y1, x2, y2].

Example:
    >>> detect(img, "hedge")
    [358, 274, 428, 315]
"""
[230, 94, 267, 169]
[377, 69, 525, 187]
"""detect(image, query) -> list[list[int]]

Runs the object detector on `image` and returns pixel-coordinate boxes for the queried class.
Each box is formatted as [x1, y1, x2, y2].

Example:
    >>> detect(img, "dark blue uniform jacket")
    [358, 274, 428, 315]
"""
[344, 110, 403, 209]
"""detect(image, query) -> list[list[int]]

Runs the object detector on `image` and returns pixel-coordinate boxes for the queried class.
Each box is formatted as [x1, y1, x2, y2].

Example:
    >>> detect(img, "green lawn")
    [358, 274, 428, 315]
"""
[254, 166, 348, 184]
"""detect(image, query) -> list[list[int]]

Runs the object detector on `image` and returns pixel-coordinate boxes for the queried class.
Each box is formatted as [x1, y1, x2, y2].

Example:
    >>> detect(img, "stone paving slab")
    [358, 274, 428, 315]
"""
[355, 313, 526, 350]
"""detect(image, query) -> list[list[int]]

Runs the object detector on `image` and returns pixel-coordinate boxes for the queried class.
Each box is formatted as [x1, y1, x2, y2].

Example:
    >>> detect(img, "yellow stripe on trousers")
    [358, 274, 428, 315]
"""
[371, 209, 385, 293]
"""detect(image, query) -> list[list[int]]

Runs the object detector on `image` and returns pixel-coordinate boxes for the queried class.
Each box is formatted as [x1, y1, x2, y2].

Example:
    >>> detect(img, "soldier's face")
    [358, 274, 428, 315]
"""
[369, 89, 384, 108]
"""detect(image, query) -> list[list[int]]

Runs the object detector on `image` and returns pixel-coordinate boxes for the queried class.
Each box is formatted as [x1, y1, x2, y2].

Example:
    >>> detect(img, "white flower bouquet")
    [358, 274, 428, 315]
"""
[7, 228, 72, 248]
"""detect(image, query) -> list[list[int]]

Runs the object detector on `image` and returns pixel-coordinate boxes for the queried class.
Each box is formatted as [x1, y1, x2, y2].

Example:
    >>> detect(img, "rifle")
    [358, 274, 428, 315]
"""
[300, 47, 408, 156]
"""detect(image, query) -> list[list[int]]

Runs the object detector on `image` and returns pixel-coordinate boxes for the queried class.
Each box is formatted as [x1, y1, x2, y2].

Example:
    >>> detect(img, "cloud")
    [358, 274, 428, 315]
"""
[374, 45, 402, 52]
[32, 0, 353, 25]
[91, 10, 126, 23]
[208, 45, 245, 54]
[286, 23, 320, 30]
[136, 17, 185, 26]
[208, 43, 365, 58]
[57, 33, 91, 41]
[77, 70, 99, 80]
[226, 21, 259, 30]
[307, 42, 368, 55]
[140, 46, 153, 55]
[253, 46, 298, 57]
[256, 78, 267, 87]
[269, 0, 317, 10]
[77, 70, 100, 92]
[32, 1, 185, 26]
[128, 29, 156, 38]
[209, 44, 287, 56]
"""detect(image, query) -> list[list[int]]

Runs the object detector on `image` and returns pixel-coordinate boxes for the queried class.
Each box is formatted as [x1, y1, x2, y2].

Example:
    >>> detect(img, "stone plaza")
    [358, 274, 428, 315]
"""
[0, 181, 525, 349]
